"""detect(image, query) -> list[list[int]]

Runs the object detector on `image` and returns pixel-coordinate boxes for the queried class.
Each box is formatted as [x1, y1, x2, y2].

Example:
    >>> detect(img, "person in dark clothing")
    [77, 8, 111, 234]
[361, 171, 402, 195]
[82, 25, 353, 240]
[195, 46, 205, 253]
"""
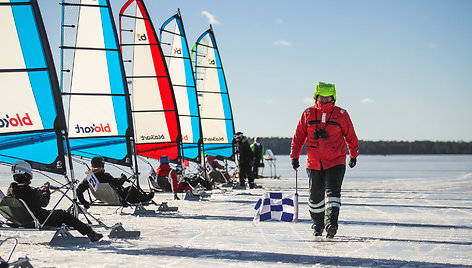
[233, 132, 255, 188]
[77, 156, 154, 207]
[204, 155, 231, 183]
[250, 137, 265, 178]
[7, 161, 102, 242]
[155, 156, 209, 199]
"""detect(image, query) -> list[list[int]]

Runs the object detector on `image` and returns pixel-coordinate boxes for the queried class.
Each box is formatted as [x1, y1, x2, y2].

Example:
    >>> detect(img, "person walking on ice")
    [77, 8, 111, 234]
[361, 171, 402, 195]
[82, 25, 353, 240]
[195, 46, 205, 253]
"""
[290, 82, 358, 238]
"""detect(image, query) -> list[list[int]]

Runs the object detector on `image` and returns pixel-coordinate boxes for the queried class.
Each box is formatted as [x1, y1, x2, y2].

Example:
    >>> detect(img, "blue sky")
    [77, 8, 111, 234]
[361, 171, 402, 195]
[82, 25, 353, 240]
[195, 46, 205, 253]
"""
[37, 0, 472, 141]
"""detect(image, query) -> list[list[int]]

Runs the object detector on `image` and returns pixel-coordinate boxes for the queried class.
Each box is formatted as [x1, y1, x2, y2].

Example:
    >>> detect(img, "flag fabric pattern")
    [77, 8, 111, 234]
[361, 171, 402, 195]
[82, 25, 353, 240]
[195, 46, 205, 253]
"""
[253, 192, 296, 222]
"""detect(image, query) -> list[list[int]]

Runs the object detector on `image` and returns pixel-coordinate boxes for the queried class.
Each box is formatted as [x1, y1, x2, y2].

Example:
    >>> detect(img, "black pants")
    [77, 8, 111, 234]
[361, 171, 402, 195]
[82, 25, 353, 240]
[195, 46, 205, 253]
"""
[239, 163, 254, 186]
[157, 176, 172, 192]
[252, 162, 261, 178]
[42, 210, 91, 235]
[307, 164, 345, 231]
[187, 175, 213, 190]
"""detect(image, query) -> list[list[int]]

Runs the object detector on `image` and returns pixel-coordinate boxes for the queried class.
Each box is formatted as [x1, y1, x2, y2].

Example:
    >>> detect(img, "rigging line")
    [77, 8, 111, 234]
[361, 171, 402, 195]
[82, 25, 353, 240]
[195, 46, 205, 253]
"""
[60, 46, 119, 52]
[200, 117, 229, 121]
[163, 55, 192, 60]
[61, 92, 128, 97]
[60, 2, 108, 8]
[0, 68, 48, 73]
[160, 28, 184, 37]
[120, 43, 160, 47]
[196, 43, 215, 49]
[133, 109, 177, 113]
[172, 84, 196, 88]
[0, 2, 29, 6]
[178, 114, 201, 118]
[195, 65, 222, 69]
[119, 14, 149, 21]
[197, 90, 229, 95]
[126, 75, 170, 78]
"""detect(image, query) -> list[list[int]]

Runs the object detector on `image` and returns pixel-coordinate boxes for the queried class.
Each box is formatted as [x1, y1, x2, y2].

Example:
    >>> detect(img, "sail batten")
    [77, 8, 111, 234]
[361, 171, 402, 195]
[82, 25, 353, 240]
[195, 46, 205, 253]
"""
[193, 27, 235, 159]
[120, 0, 181, 161]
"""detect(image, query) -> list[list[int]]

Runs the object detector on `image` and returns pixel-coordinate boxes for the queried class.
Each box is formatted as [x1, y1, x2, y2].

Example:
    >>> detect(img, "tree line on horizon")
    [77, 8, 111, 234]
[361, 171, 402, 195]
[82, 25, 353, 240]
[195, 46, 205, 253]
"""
[251, 137, 472, 155]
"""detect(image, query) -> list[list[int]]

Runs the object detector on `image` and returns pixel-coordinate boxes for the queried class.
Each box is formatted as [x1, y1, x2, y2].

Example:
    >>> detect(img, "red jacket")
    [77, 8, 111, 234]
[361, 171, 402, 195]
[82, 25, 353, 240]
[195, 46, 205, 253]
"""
[156, 164, 192, 194]
[291, 103, 359, 170]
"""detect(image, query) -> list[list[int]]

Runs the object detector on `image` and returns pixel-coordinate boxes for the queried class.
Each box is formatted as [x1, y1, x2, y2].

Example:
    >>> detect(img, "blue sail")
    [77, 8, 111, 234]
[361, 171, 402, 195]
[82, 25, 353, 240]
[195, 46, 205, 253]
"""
[60, 0, 134, 166]
[0, 0, 67, 174]
[193, 26, 235, 159]
[160, 10, 202, 162]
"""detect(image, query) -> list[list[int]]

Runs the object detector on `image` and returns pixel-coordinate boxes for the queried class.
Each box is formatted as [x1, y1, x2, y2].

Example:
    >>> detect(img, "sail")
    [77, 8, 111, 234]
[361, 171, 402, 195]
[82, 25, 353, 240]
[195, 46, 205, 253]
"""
[0, 0, 66, 174]
[193, 27, 235, 159]
[160, 10, 202, 162]
[60, 0, 134, 166]
[119, 0, 181, 161]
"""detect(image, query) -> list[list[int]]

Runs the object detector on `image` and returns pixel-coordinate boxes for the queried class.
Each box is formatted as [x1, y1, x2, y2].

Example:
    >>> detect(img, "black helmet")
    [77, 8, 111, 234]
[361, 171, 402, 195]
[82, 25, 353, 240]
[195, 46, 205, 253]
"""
[91, 156, 105, 167]
[234, 132, 243, 141]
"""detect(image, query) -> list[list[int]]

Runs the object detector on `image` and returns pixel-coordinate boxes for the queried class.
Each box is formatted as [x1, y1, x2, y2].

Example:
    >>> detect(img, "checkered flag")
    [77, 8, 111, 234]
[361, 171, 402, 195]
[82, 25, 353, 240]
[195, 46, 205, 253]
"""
[253, 192, 298, 222]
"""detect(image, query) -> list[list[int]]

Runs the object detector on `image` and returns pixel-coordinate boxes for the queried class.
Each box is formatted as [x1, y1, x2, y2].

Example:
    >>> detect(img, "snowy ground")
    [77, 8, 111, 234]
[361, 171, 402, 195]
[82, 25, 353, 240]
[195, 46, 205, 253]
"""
[0, 155, 471, 267]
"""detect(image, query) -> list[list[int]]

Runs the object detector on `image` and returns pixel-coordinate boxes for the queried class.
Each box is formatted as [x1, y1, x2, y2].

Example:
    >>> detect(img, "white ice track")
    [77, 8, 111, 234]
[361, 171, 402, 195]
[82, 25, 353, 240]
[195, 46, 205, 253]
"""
[0, 155, 471, 267]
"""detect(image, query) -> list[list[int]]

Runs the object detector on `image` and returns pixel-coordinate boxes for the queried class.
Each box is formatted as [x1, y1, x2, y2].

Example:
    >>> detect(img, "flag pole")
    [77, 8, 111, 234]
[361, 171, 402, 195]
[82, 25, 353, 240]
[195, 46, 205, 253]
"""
[294, 169, 299, 222]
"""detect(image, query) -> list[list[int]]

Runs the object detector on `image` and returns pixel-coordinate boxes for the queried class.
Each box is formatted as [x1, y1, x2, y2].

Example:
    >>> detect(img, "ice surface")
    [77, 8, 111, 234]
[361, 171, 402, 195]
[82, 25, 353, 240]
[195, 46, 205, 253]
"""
[0, 155, 471, 267]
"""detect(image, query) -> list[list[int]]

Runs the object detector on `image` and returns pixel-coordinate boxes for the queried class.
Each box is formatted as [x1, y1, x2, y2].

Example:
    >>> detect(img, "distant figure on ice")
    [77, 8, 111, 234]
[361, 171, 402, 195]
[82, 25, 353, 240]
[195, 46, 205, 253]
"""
[233, 132, 255, 188]
[77, 156, 154, 207]
[290, 82, 358, 238]
[156, 156, 209, 200]
[7, 161, 103, 242]
[250, 137, 265, 178]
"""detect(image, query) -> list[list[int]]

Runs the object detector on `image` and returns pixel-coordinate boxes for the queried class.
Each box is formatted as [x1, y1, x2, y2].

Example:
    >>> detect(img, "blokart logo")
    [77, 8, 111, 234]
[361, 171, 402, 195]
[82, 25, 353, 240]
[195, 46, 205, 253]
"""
[173, 48, 182, 55]
[203, 136, 224, 142]
[207, 58, 215, 65]
[137, 33, 147, 41]
[140, 134, 165, 141]
[0, 113, 33, 128]
[75, 123, 111, 134]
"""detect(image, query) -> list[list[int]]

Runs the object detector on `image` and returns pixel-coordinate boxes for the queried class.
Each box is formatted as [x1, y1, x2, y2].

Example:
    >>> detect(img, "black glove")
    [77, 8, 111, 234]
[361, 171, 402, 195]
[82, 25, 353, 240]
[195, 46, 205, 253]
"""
[349, 157, 357, 168]
[82, 201, 90, 209]
[291, 158, 300, 170]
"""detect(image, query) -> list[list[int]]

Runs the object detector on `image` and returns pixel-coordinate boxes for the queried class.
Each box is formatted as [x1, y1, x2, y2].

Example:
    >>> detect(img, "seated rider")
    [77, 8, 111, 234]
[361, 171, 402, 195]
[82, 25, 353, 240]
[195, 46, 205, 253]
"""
[156, 156, 195, 200]
[7, 161, 103, 242]
[205, 155, 231, 183]
[77, 156, 154, 207]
